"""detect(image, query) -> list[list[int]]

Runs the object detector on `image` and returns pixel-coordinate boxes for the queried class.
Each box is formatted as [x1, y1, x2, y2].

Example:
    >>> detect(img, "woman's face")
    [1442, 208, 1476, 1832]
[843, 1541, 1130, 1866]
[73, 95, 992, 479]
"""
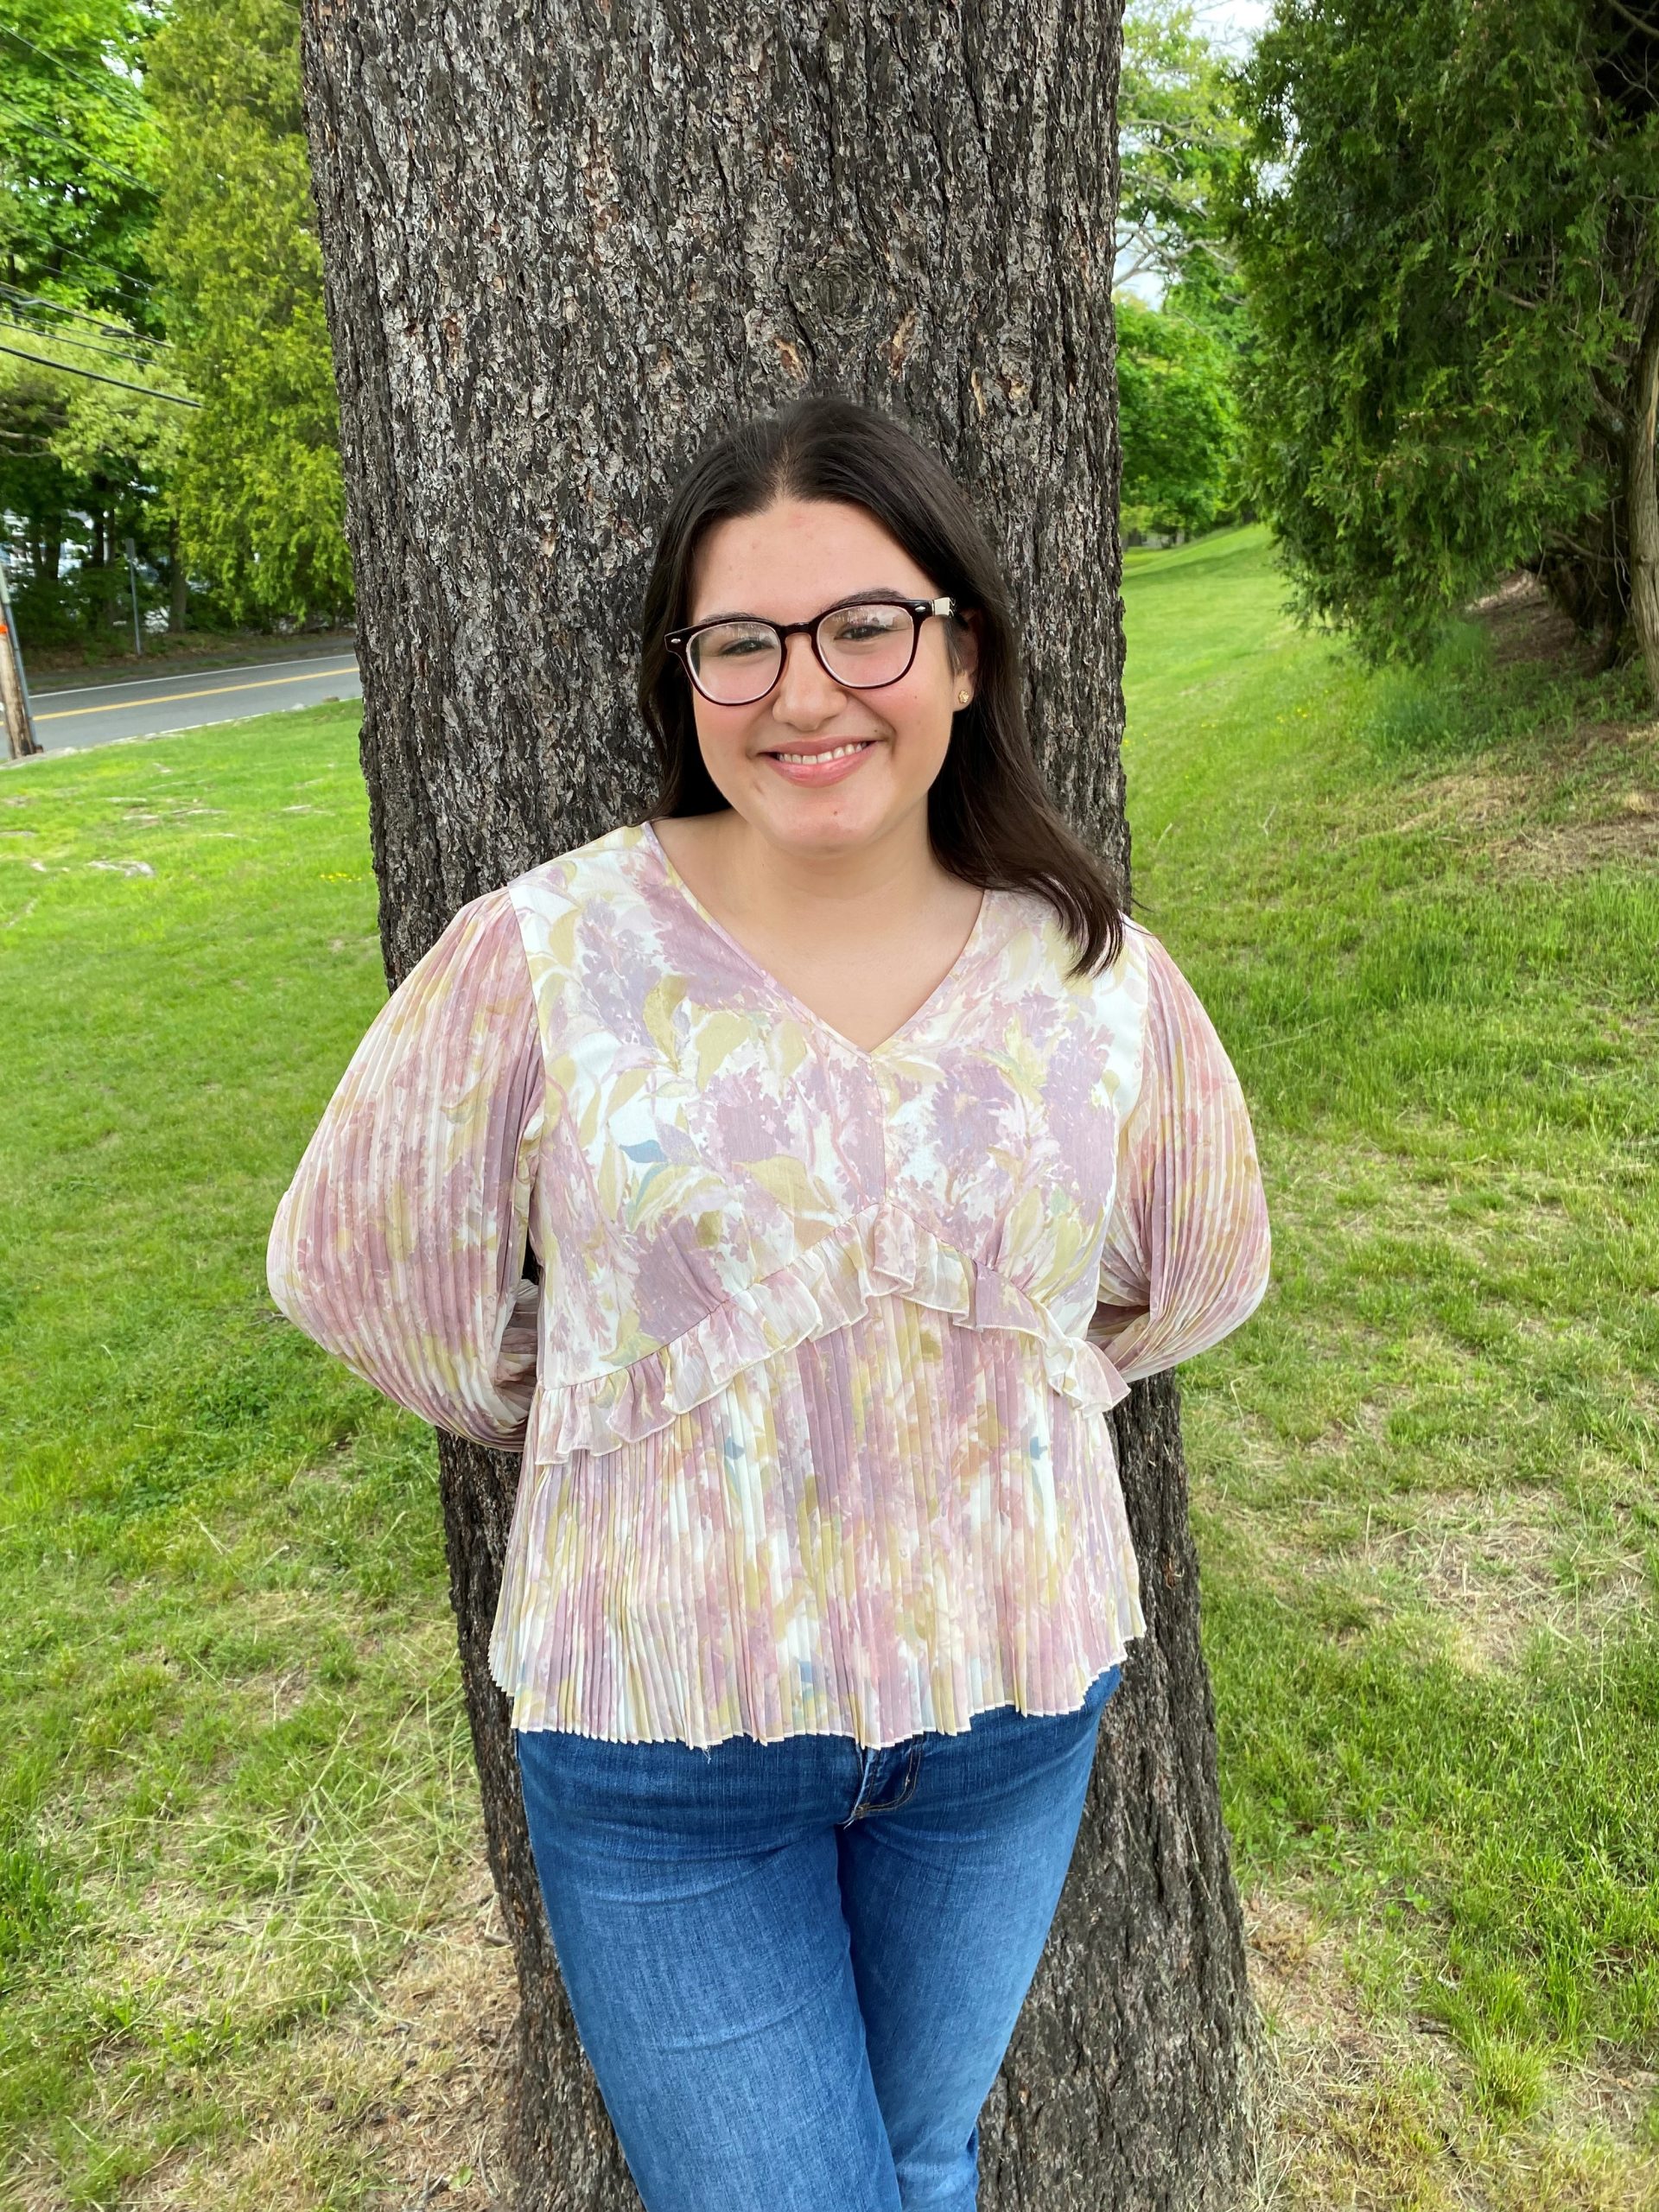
[682, 496, 977, 858]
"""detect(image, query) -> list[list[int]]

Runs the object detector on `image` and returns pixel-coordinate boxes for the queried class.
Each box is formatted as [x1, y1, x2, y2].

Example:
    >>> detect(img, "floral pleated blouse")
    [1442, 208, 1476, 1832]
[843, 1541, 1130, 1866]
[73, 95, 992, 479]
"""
[267, 819, 1270, 1751]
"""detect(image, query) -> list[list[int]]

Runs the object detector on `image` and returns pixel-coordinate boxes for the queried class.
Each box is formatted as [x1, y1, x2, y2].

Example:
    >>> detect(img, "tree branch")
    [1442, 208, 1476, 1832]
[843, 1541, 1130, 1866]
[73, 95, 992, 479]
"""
[1603, 0, 1659, 37]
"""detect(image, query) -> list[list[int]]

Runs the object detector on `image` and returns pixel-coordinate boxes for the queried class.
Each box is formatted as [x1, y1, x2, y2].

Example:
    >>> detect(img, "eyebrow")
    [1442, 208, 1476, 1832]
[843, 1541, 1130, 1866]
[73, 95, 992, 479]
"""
[687, 585, 918, 626]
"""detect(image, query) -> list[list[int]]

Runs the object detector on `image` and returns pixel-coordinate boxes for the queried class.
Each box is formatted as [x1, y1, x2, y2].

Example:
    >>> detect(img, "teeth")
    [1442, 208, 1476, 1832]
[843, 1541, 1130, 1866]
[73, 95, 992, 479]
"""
[772, 741, 869, 765]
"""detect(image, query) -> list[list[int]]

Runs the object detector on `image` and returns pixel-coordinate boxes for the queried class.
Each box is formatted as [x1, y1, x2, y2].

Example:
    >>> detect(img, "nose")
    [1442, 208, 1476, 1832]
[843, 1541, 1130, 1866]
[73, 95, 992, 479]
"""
[769, 629, 846, 726]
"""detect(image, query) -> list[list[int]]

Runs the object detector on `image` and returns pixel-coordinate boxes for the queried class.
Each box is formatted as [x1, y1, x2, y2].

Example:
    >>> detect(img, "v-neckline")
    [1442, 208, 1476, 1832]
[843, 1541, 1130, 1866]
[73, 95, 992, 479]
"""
[640, 818, 997, 1063]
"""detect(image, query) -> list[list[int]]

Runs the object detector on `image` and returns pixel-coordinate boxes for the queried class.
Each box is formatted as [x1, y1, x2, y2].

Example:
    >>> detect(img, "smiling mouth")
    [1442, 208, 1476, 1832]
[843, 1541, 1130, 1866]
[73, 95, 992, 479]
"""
[763, 739, 878, 764]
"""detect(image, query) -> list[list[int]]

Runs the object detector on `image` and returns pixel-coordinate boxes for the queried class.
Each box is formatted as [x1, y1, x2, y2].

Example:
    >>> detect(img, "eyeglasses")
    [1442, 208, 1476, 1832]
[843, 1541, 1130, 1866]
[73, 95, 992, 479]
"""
[664, 594, 958, 707]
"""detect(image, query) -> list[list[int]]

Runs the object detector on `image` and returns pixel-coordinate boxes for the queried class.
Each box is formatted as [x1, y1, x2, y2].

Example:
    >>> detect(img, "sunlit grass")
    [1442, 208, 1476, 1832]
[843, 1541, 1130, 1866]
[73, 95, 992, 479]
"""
[1, 713, 483, 2204]
[1127, 529, 1659, 2190]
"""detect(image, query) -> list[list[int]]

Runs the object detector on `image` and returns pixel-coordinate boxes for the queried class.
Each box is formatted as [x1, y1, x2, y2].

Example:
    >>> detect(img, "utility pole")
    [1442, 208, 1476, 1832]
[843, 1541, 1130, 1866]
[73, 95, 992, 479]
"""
[124, 536, 143, 657]
[0, 546, 41, 760]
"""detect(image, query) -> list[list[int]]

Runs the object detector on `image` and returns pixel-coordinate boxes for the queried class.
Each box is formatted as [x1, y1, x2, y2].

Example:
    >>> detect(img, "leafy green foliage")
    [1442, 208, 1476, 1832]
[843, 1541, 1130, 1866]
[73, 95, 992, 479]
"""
[1116, 290, 1240, 535]
[1228, 0, 1659, 663]
[0, 0, 158, 317]
[147, 0, 351, 627]
[1115, 3, 1255, 539]
[0, 329, 188, 645]
[0, 0, 351, 648]
[0, 2, 191, 647]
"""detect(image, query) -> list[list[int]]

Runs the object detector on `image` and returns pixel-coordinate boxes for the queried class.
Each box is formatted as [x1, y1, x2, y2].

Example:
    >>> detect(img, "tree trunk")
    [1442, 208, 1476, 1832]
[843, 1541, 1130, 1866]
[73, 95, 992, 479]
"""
[1530, 518, 1628, 663]
[1627, 280, 1659, 704]
[298, 4, 1257, 2206]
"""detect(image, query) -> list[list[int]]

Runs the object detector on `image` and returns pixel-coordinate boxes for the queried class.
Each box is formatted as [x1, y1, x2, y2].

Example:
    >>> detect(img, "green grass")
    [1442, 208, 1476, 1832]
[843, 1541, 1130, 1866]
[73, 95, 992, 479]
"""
[1124, 529, 1659, 2195]
[0, 716, 483, 2205]
[2, 534, 1656, 2206]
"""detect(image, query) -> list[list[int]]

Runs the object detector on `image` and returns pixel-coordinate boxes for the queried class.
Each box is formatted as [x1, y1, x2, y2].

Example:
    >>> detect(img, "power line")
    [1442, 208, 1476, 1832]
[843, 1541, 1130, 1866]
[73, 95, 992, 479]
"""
[0, 103, 156, 194]
[0, 313, 175, 376]
[0, 283, 174, 353]
[0, 25, 149, 112]
[0, 340, 198, 407]
[0, 105, 155, 194]
[41, 245, 159, 304]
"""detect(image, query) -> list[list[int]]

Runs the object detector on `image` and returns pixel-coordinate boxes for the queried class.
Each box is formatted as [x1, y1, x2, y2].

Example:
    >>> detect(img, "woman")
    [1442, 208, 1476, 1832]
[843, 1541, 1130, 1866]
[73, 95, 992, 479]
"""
[267, 393, 1270, 2212]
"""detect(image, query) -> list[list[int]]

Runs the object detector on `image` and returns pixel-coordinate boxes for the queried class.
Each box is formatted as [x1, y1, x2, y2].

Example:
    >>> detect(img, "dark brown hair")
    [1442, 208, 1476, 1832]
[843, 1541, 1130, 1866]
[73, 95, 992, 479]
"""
[635, 392, 1123, 979]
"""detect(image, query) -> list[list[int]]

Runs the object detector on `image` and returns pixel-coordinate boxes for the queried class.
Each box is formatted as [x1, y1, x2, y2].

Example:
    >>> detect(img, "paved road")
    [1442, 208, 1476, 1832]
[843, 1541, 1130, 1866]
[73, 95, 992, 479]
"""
[24, 652, 362, 753]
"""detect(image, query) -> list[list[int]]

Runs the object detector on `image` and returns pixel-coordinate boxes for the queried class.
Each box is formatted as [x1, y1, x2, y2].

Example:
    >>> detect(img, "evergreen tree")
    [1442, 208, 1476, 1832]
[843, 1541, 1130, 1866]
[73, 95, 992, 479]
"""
[1230, 0, 1659, 686]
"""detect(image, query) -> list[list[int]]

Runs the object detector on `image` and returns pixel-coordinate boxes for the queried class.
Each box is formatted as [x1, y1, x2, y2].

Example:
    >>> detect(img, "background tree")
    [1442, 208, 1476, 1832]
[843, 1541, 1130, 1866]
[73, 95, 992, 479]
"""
[1116, 289, 1241, 537]
[0, 0, 352, 648]
[1229, 0, 1659, 685]
[149, 0, 352, 629]
[0, 324, 187, 639]
[0, 364, 73, 603]
[0, 0, 157, 319]
[1117, 0, 1248, 302]
[298, 3, 1257, 2207]
[1116, 1, 1251, 541]
[0, 0, 193, 645]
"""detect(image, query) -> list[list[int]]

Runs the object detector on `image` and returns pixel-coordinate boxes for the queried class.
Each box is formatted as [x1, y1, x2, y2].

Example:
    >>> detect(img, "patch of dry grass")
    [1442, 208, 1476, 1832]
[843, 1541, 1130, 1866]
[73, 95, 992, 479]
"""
[121, 1893, 516, 2212]
[1242, 1892, 1659, 2212]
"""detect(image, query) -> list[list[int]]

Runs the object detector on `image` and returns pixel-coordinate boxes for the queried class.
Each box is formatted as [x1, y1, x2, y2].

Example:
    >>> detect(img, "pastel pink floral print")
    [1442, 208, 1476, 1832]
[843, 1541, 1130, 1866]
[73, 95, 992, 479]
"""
[267, 821, 1270, 1750]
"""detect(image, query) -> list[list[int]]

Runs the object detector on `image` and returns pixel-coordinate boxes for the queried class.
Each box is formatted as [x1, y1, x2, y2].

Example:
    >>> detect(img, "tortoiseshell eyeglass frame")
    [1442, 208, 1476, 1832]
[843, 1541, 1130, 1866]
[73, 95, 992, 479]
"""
[663, 594, 958, 705]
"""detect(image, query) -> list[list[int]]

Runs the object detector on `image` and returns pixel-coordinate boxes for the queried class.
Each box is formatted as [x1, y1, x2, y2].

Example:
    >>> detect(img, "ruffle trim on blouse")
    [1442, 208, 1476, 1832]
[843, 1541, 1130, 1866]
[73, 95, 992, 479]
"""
[528, 1201, 1131, 1464]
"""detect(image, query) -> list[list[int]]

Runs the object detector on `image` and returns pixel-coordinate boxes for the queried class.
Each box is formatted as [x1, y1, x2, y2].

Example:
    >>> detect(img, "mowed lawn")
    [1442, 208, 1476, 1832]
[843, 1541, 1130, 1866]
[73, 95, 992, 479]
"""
[2, 528, 1656, 2209]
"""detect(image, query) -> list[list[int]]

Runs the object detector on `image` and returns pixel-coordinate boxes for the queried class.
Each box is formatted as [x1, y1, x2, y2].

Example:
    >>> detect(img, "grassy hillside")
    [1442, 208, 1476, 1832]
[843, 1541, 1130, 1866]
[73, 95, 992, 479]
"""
[0, 530, 1654, 2207]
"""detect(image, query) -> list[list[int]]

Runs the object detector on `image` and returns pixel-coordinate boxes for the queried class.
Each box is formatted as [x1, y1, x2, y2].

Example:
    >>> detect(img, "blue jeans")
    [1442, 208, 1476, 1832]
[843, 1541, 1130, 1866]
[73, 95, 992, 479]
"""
[514, 1663, 1122, 2211]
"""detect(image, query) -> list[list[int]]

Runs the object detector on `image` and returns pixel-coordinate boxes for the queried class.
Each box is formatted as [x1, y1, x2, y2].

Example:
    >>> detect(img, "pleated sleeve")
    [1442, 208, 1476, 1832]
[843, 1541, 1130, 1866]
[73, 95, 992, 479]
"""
[1089, 931, 1270, 1383]
[266, 885, 544, 1450]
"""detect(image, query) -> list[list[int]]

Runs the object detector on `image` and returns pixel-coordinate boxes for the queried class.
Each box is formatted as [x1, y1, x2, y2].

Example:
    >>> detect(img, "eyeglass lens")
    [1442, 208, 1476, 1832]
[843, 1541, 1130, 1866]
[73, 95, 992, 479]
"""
[685, 601, 916, 704]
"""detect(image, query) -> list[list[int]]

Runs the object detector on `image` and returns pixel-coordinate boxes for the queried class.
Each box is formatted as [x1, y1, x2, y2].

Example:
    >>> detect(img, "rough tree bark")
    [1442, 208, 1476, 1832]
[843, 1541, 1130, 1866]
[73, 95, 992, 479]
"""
[1626, 276, 1659, 704]
[298, 3, 1257, 2203]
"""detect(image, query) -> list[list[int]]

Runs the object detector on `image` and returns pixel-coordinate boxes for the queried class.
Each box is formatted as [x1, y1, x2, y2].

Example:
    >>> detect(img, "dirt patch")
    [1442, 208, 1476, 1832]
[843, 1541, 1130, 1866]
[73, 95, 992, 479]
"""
[20, 1847, 1656, 2209]
[1405, 768, 1536, 830]
[1239, 1476, 1655, 1677]
[1374, 578, 1659, 876]
[1360, 1493, 1654, 1675]
[1468, 574, 1600, 676]
[1242, 1889, 1480, 2211]
[1394, 759, 1659, 880]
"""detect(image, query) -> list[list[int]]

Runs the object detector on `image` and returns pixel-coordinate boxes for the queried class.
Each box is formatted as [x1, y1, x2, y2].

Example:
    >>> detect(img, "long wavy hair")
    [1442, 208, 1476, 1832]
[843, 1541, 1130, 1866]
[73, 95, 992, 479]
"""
[634, 393, 1124, 979]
